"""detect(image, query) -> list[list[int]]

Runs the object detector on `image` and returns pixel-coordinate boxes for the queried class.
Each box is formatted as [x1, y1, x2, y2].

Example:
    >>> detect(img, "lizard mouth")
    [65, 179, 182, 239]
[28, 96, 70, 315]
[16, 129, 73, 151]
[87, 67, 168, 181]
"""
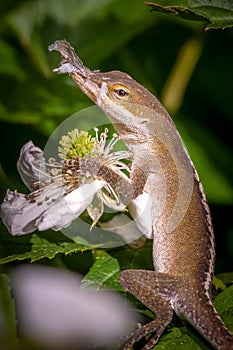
[71, 72, 101, 105]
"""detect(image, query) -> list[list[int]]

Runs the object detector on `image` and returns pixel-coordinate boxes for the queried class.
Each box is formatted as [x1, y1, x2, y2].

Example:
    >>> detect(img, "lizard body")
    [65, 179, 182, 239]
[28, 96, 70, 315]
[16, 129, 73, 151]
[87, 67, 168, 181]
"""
[50, 40, 233, 350]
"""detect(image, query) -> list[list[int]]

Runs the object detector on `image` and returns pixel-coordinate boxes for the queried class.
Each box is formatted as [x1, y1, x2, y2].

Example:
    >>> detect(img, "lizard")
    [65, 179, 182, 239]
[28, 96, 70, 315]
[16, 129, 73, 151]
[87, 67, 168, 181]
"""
[49, 39, 233, 350]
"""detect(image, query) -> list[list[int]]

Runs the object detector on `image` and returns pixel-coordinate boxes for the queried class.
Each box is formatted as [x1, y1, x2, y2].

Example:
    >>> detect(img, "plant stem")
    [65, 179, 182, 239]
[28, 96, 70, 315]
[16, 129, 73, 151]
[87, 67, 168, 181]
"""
[160, 34, 203, 116]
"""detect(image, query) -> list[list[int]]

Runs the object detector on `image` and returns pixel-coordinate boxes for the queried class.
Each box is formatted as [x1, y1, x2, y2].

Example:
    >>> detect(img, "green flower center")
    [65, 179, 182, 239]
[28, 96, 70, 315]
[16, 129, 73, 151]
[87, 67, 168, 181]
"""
[58, 129, 97, 159]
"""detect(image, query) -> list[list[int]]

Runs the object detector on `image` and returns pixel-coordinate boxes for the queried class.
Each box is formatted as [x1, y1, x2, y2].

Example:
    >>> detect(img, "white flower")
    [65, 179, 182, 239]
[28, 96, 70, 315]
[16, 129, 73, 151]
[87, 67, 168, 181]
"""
[16, 140, 51, 187]
[11, 265, 137, 348]
[0, 129, 133, 235]
[128, 192, 153, 239]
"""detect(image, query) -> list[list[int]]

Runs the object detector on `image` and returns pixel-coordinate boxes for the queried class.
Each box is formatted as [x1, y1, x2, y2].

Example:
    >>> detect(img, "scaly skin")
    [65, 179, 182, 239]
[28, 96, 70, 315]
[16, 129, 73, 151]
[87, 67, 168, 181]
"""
[49, 40, 233, 350]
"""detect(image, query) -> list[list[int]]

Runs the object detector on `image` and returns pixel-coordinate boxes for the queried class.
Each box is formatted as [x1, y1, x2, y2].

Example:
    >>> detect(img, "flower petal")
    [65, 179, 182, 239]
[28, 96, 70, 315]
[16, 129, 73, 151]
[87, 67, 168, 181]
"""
[128, 192, 153, 239]
[87, 192, 104, 229]
[99, 213, 143, 242]
[0, 190, 46, 235]
[17, 141, 49, 190]
[101, 188, 127, 211]
[37, 179, 106, 231]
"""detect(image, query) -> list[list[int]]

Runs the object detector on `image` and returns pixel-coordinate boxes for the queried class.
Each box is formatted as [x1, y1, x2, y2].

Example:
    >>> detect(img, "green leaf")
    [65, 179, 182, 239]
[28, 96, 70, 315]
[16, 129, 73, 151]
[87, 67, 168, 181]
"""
[215, 272, 233, 286]
[7, 3, 50, 77]
[0, 39, 25, 79]
[212, 275, 227, 291]
[111, 240, 153, 271]
[0, 234, 97, 264]
[0, 274, 17, 347]
[146, 1, 233, 29]
[82, 251, 123, 291]
[154, 327, 202, 350]
[214, 285, 233, 332]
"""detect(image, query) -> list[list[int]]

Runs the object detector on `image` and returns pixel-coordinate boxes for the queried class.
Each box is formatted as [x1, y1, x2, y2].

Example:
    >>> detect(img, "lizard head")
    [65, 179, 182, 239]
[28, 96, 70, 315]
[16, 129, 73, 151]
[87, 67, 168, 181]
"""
[72, 68, 172, 143]
[49, 40, 171, 146]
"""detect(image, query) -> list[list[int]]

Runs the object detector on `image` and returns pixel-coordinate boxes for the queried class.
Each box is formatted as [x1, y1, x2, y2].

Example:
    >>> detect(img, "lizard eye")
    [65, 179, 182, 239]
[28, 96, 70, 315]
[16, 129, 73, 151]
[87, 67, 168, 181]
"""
[111, 85, 130, 99]
[114, 88, 128, 97]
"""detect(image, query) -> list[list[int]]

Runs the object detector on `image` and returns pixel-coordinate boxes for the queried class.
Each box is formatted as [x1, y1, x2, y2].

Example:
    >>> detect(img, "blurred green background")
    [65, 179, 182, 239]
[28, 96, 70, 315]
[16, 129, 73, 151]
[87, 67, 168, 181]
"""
[0, 0, 232, 271]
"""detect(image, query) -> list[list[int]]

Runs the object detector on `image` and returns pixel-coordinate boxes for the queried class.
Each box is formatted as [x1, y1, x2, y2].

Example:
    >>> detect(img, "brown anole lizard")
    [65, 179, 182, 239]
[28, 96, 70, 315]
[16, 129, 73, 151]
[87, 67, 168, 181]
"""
[49, 40, 233, 350]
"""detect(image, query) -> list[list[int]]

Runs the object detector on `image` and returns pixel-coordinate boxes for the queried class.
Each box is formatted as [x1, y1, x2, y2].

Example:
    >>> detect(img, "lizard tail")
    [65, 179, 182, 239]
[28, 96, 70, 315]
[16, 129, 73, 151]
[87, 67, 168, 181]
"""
[185, 297, 233, 350]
